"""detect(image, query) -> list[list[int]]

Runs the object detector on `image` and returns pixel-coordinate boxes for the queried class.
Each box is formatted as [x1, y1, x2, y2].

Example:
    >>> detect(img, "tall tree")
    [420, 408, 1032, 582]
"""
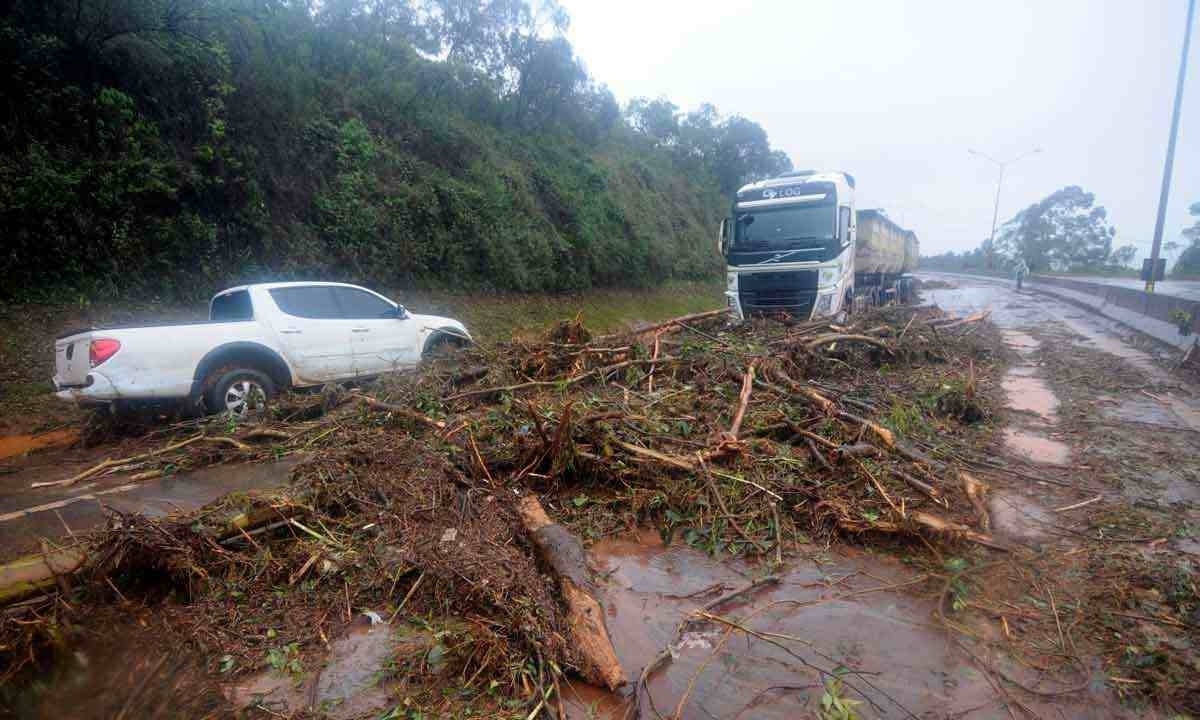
[1175, 201, 1200, 275]
[996, 186, 1115, 271]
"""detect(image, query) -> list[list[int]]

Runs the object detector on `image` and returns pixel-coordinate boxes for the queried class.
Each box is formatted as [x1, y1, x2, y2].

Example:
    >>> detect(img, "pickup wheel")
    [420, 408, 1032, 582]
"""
[422, 332, 468, 360]
[205, 368, 276, 419]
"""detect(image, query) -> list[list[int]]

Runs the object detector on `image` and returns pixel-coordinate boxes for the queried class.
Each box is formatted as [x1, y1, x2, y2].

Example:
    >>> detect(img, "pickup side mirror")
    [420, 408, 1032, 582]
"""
[718, 218, 730, 255]
[393, 304, 409, 320]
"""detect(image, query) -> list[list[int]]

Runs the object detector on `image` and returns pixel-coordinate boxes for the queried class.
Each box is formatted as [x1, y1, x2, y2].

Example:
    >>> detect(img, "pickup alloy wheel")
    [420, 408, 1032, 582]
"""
[207, 368, 276, 419]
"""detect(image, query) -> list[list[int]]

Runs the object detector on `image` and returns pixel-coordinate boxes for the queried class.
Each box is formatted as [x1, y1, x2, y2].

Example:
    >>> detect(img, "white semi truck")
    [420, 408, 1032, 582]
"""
[718, 170, 918, 321]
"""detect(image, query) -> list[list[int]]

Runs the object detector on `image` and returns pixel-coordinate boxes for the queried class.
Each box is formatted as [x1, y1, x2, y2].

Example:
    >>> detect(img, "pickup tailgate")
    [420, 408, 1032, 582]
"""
[54, 330, 95, 388]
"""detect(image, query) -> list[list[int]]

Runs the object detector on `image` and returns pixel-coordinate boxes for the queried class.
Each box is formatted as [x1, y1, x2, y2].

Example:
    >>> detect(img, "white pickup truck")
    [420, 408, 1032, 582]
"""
[53, 282, 470, 416]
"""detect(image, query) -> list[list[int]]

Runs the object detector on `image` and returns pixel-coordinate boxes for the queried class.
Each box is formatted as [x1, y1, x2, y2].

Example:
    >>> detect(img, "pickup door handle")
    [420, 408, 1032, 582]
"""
[279, 329, 302, 335]
[351, 328, 370, 333]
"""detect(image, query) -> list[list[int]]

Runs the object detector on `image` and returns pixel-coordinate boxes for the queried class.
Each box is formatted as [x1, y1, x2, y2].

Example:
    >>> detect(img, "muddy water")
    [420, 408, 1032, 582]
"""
[561, 531, 1100, 720]
[1002, 429, 1070, 465]
[0, 457, 300, 560]
[0, 428, 79, 460]
[1001, 375, 1060, 422]
[229, 619, 432, 719]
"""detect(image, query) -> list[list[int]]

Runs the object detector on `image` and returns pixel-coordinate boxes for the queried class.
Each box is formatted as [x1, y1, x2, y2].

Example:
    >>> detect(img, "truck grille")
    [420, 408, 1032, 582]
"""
[737, 270, 819, 319]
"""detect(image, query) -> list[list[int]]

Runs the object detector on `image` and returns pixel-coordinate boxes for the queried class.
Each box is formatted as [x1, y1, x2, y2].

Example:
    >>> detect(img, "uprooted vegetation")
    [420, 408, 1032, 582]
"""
[2, 305, 1194, 717]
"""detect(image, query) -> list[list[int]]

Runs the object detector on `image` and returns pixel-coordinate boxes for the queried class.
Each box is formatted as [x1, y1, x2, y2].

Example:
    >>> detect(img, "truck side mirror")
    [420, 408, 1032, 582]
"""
[718, 218, 730, 255]
[838, 207, 852, 245]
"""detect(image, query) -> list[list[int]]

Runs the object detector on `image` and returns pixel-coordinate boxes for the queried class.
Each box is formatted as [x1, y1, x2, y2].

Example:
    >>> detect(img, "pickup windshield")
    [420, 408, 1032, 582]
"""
[733, 203, 836, 252]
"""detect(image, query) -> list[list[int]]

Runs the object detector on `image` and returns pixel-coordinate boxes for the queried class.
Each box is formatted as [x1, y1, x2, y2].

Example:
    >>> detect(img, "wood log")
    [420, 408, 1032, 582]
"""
[959, 470, 990, 531]
[517, 495, 626, 690]
[0, 547, 86, 605]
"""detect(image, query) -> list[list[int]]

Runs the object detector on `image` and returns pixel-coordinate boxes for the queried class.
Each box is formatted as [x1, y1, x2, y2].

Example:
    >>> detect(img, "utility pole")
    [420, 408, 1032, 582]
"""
[968, 147, 1042, 259]
[1146, 0, 1196, 293]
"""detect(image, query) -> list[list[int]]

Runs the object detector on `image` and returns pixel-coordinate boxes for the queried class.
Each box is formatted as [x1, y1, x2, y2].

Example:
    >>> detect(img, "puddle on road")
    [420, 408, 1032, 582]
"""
[1001, 329, 1039, 355]
[0, 429, 79, 461]
[1001, 375, 1059, 423]
[1122, 470, 1200, 508]
[229, 620, 432, 719]
[0, 457, 301, 560]
[1002, 428, 1070, 465]
[988, 493, 1055, 543]
[560, 530, 1105, 719]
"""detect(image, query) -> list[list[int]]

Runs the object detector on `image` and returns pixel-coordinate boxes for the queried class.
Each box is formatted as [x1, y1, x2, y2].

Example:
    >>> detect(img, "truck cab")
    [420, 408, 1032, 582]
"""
[719, 170, 856, 321]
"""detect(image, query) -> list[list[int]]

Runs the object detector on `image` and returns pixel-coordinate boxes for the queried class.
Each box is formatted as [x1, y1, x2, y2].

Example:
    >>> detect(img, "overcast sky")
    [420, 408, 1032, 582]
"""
[559, 0, 1199, 258]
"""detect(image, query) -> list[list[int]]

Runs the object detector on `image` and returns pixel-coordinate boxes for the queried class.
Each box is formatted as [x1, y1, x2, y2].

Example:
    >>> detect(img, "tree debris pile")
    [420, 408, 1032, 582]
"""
[1, 304, 1008, 716]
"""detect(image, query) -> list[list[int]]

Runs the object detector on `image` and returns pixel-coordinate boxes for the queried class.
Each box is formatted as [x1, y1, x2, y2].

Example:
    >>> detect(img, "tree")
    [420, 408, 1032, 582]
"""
[1184, 201, 1200, 243]
[1109, 244, 1137, 268]
[1174, 201, 1200, 276]
[996, 186, 1115, 271]
[625, 97, 680, 146]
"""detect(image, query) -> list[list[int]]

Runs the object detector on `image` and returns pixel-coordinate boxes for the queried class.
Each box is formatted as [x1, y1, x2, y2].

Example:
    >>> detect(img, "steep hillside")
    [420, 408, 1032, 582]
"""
[0, 0, 788, 301]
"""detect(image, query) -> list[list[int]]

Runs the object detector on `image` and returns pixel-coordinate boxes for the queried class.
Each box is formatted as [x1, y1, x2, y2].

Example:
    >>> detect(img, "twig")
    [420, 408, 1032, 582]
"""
[804, 333, 893, 352]
[771, 502, 783, 565]
[728, 360, 758, 438]
[1052, 495, 1102, 513]
[592, 307, 729, 344]
[444, 357, 678, 401]
[389, 571, 426, 622]
[699, 456, 767, 553]
[203, 436, 253, 452]
[354, 393, 447, 430]
[672, 624, 735, 719]
[32, 434, 205, 488]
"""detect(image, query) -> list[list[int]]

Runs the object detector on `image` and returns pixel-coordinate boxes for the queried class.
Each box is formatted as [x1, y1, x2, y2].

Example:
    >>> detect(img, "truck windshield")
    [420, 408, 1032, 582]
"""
[733, 204, 835, 251]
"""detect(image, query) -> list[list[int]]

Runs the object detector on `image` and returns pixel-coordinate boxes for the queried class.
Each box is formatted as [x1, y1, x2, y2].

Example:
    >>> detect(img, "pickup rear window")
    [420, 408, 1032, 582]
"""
[211, 290, 253, 321]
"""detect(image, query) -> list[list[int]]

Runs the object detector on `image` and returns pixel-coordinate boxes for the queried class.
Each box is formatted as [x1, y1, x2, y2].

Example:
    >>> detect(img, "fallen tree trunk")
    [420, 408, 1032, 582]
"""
[517, 495, 626, 691]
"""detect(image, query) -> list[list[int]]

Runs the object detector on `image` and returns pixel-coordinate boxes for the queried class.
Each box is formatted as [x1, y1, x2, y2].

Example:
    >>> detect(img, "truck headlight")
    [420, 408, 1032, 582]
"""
[818, 266, 841, 287]
[726, 273, 738, 290]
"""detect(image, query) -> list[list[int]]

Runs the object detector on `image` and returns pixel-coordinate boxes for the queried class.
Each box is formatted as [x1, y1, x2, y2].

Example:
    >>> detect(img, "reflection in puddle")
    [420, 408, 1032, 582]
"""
[1001, 329, 1039, 355]
[988, 493, 1055, 543]
[1003, 428, 1070, 465]
[229, 620, 432, 719]
[1002, 374, 1059, 422]
[561, 531, 1104, 719]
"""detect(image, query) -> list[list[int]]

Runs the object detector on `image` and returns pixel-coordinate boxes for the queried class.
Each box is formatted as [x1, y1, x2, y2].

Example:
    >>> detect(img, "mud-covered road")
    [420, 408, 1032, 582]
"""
[2, 275, 1198, 719]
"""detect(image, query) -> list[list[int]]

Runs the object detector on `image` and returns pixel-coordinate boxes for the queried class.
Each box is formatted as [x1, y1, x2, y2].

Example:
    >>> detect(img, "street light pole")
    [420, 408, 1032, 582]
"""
[968, 147, 1042, 261]
[1146, 0, 1196, 294]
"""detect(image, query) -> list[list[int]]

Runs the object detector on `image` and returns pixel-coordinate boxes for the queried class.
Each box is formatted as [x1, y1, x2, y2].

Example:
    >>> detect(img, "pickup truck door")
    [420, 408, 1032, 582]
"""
[262, 286, 356, 383]
[328, 287, 424, 376]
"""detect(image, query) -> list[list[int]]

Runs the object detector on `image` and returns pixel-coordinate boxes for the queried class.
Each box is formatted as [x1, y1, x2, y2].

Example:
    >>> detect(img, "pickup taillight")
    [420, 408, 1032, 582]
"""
[89, 339, 122, 367]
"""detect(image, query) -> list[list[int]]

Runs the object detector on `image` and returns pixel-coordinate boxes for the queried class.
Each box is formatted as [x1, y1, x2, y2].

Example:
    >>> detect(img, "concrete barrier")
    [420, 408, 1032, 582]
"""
[1032, 275, 1200, 335]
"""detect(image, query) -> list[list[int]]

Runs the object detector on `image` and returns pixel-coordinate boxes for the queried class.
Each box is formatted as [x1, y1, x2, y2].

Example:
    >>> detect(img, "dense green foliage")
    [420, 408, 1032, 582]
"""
[0, 0, 790, 301]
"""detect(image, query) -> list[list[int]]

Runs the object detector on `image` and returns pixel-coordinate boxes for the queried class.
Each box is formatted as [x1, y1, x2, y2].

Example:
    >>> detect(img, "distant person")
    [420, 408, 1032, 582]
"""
[1014, 258, 1029, 290]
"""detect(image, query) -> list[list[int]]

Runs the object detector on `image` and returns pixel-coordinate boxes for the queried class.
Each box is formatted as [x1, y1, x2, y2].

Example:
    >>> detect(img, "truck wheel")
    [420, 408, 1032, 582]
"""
[205, 368, 275, 418]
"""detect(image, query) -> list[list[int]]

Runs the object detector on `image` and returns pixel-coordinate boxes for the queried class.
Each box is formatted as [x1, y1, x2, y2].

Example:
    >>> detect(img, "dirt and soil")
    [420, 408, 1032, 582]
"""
[0, 277, 1197, 720]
